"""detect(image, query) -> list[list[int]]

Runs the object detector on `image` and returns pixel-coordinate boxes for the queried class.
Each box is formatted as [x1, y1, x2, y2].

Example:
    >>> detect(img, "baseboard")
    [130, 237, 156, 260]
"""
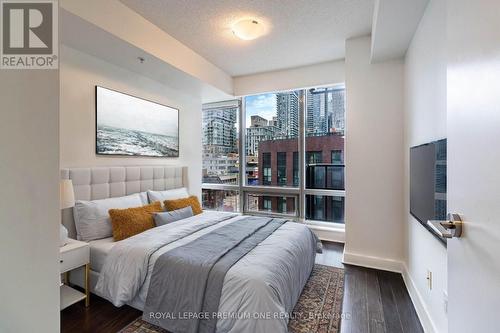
[342, 251, 403, 272]
[307, 224, 345, 243]
[401, 264, 438, 333]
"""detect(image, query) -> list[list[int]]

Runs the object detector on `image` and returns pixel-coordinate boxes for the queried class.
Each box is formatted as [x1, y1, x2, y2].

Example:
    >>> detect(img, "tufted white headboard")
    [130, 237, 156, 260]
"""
[60, 165, 187, 239]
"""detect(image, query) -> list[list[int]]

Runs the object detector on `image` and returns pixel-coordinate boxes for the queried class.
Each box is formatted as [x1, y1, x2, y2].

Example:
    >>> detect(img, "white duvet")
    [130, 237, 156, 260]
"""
[96, 211, 317, 333]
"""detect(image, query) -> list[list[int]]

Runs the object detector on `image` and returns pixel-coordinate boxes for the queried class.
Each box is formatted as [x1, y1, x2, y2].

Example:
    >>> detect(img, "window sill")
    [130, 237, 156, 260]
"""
[306, 223, 345, 243]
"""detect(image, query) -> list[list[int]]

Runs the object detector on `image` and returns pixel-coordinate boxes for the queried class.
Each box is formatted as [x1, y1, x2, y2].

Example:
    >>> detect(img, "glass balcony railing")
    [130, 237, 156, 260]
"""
[306, 164, 345, 190]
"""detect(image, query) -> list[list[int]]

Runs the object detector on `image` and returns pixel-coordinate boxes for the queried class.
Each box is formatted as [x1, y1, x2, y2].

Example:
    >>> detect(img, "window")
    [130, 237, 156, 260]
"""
[263, 196, 272, 211]
[305, 86, 345, 223]
[277, 152, 287, 186]
[306, 151, 323, 164]
[202, 189, 239, 212]
[293, 152, 299, 187]
[306, 195, 345, 223]
[202, 84, 345, 226]
[262, 153, 272, 185]
[202, 101, 239, 185]
[245, 91, 299, 187]
[306, 165, 325, 189]
[306, 165, 344, 190]
[246, 193, 297, 216]
[331, 150, 343, 165]
[278, 197, 287, 214]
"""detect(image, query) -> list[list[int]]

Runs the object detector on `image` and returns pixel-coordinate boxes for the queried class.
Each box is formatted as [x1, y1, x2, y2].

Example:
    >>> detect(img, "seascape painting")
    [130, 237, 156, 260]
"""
[96, 86, 179, 157]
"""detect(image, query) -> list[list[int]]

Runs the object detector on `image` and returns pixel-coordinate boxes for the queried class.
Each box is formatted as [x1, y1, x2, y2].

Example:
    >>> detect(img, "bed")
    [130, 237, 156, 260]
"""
[62, 166, 319, 333]
[88, 237, 114, 273]
[62, 166, 187, 291]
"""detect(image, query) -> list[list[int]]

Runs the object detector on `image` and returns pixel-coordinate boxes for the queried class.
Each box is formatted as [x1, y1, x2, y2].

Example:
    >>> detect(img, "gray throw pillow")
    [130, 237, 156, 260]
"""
[154, 206, 194, 226]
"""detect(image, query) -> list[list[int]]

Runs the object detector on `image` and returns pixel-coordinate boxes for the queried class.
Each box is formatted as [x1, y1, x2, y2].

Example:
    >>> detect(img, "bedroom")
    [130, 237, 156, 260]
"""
[1, 0, 499, 333]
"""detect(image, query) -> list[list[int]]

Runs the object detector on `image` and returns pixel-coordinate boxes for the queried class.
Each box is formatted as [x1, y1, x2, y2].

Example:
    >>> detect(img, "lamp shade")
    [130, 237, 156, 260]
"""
[60, 179, 75, 210]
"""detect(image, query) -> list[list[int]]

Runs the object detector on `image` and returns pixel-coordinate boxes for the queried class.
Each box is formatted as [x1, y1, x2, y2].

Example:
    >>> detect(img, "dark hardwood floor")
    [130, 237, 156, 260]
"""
[316, 242, 423, 333]
[61, 242, 423, 333]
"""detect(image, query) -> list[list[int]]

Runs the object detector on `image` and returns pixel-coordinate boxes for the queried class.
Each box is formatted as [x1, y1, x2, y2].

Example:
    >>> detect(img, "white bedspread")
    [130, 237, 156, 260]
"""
[96, 211, 317, 333]
[88, 237, 115, 272]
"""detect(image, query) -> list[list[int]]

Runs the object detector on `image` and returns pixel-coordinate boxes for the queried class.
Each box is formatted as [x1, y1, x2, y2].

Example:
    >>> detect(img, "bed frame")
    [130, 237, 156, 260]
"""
[61, 165, 187, 300]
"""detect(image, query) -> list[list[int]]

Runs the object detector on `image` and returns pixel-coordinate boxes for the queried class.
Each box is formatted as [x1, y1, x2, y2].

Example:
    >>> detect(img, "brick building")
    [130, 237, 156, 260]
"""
[256, 134, 345, 220]
[258, 134, 344, 187]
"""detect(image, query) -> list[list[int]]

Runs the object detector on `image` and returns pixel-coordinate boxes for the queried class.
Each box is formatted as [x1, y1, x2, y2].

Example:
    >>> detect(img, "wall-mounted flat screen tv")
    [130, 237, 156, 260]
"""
[410, 139, 447, 243]
[96, 86, 179, 157]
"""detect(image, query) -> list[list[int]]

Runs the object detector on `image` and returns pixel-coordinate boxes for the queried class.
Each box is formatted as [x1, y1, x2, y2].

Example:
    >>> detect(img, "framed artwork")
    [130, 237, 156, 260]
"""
[95, 86, 179, 157]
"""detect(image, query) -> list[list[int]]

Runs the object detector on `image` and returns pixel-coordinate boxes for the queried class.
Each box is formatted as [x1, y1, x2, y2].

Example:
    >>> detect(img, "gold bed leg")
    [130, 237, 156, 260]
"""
[85, 263, 90, 307]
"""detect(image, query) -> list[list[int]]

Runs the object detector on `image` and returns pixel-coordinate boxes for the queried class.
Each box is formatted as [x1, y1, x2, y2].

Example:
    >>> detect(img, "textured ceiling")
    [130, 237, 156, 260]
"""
[120, 0, 374, 76]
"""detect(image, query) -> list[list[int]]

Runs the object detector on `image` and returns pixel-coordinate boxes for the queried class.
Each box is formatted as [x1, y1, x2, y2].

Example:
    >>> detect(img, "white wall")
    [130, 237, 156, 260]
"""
[233, 60, 345, 96]
[0, 71, 60, 331]
[60, 0, 233, 96]
[370, 0, 429, 62]
[60, 45, 202, 197]
[403, 1, 447, 332]
[344, 36, 405, 270]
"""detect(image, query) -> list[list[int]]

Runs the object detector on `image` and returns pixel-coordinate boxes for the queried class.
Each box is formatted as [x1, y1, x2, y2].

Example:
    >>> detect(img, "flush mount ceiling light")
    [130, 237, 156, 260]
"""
[232, 19, 265, 40]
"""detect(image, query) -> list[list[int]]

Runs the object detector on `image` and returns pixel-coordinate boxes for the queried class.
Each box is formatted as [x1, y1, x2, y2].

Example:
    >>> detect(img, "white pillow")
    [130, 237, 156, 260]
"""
[73, 193, 144, 242]
[138, 191, 149, 205]
[147, 187, 189, 203]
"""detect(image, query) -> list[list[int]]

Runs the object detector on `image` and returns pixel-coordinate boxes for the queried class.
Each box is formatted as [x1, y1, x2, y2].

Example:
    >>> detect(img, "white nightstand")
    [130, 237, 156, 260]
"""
[60, 238, 90, 310]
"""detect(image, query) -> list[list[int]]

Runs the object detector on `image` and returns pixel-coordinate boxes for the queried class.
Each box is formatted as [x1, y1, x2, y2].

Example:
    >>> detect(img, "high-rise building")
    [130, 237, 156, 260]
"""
[306, 88, 326, 135]
[202, 102, 239, 182]
[202, 150, 239, 181]
[329, 88, 345, 133]
[245, 124, 280, 157]
[250, 115, 268, 127]
[202, 104, 238, 155]
[245, 113, 283, 157]
[271, 116, 278, 127]
[276, 91, 299, 138]
[306, 87, 345, 136]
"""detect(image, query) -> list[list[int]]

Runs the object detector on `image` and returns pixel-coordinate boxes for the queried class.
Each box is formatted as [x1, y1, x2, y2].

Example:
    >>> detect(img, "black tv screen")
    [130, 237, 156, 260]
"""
[410, 139, 447, 243]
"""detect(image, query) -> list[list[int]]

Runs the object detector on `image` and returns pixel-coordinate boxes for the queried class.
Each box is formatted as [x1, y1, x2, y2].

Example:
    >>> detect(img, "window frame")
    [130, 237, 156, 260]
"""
[201, 84, 346, 228]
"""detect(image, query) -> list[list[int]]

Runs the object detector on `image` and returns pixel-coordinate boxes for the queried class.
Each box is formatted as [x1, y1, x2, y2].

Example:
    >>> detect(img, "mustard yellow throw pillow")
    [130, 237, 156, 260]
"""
[109, 202, 163, 241]
[164, 196, 203, 215]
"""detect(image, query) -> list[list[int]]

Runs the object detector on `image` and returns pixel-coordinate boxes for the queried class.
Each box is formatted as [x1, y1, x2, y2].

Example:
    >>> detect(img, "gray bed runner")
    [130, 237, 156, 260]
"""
[142, 216, 287, 333]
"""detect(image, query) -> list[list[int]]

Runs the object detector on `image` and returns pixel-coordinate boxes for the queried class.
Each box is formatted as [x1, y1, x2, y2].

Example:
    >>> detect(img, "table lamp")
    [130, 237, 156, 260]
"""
[60, 179, 75, 247]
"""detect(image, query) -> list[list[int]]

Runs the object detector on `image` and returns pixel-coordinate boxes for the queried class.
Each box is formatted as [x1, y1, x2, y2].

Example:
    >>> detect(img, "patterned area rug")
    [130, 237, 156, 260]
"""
[119, 264, 344, 333]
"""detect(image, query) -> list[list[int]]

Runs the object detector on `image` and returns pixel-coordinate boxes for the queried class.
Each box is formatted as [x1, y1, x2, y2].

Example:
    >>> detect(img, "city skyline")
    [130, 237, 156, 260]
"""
[245, 93, 277, 126]
[246, 88, 345, 133]
[202, 86, 346, 222]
